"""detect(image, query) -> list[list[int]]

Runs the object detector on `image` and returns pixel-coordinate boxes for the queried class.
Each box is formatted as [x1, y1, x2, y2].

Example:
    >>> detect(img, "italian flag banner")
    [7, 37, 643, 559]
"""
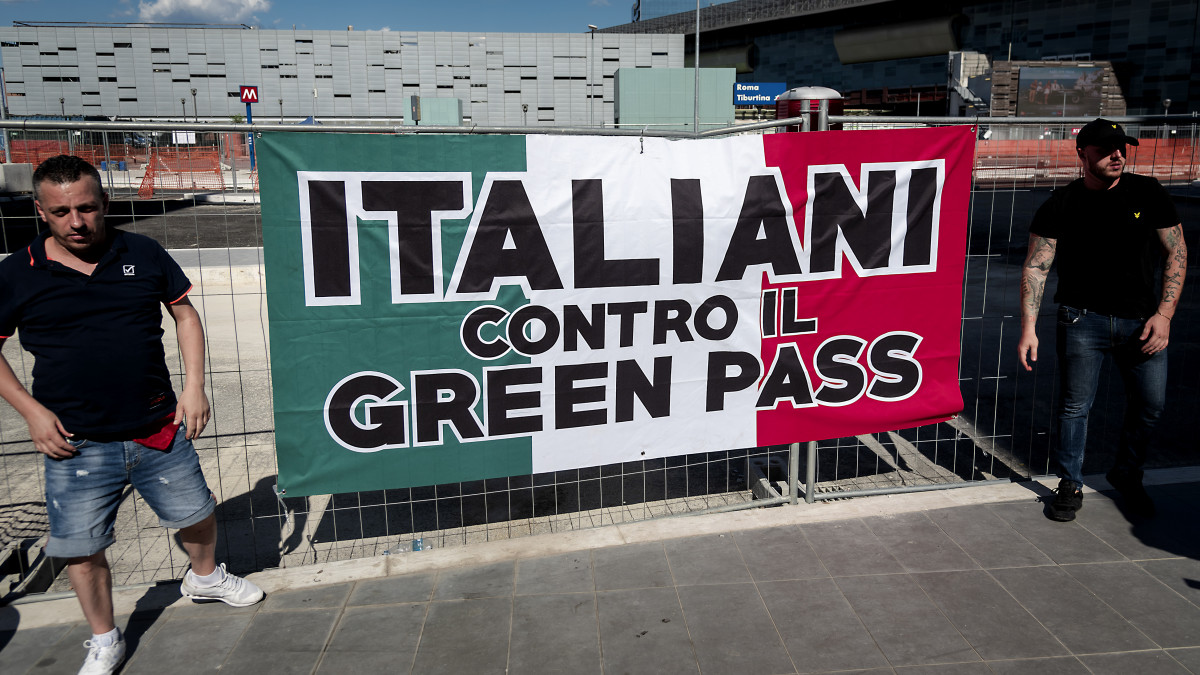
[259, 127, 975, 497]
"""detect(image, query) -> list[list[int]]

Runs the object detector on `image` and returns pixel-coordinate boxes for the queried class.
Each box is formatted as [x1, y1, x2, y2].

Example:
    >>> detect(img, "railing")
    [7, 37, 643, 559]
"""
[1, 115, 1197, 599]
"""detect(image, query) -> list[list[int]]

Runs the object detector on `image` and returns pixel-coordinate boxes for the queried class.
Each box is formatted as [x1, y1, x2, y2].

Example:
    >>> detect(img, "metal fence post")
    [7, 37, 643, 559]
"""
[788, 442, 800, 504]
[804, 441, 817, 503]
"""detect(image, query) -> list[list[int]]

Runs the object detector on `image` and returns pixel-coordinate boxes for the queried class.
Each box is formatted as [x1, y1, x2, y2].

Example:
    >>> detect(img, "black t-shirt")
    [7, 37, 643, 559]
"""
[0, 229, 192, 435]
[1030, 172, 1179, 319]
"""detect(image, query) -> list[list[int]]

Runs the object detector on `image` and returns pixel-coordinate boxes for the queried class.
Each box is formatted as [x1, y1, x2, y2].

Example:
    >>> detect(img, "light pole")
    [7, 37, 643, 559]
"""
[693, 0, 700, 133]
[279, 98, 284, 123]
[191, 88, 198, 122]
[181, 97, 187, 119]
[522, 103, 528, 126]
[59, 97, 65, 118]
[587, 25, 597, 127]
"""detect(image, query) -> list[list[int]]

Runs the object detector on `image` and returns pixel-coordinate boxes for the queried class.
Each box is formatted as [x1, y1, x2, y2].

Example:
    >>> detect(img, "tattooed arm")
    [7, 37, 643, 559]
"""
[1018, 234, 1057, 371]
[1139, 223, 1188, 354]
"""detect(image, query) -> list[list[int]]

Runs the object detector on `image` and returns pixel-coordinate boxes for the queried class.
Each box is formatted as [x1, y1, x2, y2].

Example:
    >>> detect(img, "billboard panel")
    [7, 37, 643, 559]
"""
[1017, 66, 1104, 117]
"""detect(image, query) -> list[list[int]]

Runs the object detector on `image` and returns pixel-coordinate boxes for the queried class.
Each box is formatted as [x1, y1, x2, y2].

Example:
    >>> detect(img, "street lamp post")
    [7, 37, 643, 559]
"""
[191, 88, 198, 122]
[59, 97, 65, 117]
[279, 98, 284, 123]
[693, 0, 700, 133]
[587, 25, 598, 127]
[181, 97, 187, 119]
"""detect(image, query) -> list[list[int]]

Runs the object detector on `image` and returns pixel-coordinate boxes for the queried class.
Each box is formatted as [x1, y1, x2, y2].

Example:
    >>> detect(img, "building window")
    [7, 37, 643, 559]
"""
[152, 47, 169, 53]
[114, 43, 132, 48]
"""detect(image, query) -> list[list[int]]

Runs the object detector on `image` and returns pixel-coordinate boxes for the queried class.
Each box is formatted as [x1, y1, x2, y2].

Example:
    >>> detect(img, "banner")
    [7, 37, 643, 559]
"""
[260, 127, 975, 496]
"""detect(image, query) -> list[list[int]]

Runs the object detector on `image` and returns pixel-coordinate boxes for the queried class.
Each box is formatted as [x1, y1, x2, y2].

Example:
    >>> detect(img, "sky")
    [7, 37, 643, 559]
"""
[0, 0, 638, 33]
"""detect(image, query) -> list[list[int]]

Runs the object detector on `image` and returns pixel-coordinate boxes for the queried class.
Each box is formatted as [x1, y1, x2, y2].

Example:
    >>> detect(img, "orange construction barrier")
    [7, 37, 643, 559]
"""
[138, 147, 225, 199]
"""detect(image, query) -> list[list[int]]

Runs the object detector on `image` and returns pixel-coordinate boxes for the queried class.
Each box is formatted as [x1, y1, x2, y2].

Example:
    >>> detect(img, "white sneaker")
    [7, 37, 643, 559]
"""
[78, 637, 125, 675]
[180, 563, 265, 607]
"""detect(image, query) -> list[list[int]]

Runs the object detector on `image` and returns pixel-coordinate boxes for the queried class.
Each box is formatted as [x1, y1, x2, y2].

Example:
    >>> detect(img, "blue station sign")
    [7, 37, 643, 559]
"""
[734, 82, 787, 105]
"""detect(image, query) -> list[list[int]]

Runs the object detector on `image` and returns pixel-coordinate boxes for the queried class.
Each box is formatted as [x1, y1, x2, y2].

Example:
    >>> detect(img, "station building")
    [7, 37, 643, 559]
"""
[0, 23, 682, 126]
[612, 0, 1200, 117]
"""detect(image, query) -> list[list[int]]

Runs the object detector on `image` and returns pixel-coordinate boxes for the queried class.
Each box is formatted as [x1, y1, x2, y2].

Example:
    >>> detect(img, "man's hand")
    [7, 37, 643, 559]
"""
[166, 297, 210, 440]
[28, 405, 76, 458]
[1017, 327, 1039, 371]
[1139, 313, 1171, 355]
[175, 387, 210, 440]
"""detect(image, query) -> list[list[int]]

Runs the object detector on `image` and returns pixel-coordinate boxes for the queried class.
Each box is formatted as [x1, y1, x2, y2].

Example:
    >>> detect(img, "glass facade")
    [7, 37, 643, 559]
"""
[624, 0, 1200, 115]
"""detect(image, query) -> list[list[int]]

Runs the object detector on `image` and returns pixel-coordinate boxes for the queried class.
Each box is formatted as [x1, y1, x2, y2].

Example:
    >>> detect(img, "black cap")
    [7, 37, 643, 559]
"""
[1075, 118, 1139, 149]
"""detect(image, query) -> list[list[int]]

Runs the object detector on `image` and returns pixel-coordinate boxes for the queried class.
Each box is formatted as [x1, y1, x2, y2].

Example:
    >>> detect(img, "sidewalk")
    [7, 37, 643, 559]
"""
[3, 469, 1200, 674]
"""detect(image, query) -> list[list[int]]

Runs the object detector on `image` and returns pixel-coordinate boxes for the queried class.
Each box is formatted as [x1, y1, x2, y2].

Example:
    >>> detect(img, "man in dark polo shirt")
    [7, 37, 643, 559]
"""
[1018, 119, 1187, 522]
[0, 156, 262, 675]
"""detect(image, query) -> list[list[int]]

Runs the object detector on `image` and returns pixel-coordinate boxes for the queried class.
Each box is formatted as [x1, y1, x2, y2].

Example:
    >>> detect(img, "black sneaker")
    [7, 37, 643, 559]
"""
[1106, 469, 1156, 517]
[1047, 480, 1083, 521]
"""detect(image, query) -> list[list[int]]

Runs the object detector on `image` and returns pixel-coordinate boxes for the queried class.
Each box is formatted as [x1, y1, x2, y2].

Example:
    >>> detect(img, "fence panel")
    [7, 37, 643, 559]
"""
[0, 118, 1196, 595]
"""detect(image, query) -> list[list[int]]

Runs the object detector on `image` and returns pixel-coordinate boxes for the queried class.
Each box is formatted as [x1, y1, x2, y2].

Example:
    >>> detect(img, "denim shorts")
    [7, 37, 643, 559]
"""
[43, 425, 215, 558]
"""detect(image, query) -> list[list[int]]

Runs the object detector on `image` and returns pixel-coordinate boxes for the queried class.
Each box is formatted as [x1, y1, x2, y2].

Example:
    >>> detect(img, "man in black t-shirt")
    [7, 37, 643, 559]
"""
[0, 156, 263, 675]
[1018, 119, 1187, 522]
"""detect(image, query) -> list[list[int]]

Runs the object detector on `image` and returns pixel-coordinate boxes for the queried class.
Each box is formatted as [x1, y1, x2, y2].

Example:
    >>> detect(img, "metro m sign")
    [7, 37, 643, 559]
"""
[240, 86, 259, 104]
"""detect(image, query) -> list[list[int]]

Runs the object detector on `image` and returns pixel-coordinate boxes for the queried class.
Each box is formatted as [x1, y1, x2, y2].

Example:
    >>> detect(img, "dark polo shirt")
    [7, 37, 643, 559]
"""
[0, 229, 192, 435]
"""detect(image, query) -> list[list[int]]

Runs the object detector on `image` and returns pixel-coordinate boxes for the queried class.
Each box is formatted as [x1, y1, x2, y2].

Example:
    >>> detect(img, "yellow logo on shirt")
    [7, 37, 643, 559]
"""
[1134, 212, 1141, 219]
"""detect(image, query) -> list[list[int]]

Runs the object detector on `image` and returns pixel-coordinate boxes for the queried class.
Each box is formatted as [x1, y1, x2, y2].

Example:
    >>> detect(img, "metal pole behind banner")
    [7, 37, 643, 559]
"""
[805, 441, 817, 504]
[788, 442, 800, 505]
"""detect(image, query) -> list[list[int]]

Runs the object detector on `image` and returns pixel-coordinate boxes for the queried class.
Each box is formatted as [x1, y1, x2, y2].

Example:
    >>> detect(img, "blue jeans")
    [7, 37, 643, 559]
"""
[43, 425, 215, 558]
[1054, 305, 1167, 488]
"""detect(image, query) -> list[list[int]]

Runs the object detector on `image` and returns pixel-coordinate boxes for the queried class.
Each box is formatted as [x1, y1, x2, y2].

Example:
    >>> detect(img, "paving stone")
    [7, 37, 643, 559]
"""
[663, 534, 752, 586]
[803, 519, 904, 577]
[411, 597, 511, 674]
[865, 512, 980, 573]
[432, 561, 515, 600]
[347, 572, 436, 605]
[913, 570, 1065, 660]
[676, 583, 793, 675]
[592, 542, 673, 591]
[596, 587, 696, 675]
[732, 524, 828, 581]
[758, 578, 889, 674]
[509, 594, 601, 673]
[988, 565, 1155, 654]
[836, 573, 978, 666]
[515, 552, 594, 595]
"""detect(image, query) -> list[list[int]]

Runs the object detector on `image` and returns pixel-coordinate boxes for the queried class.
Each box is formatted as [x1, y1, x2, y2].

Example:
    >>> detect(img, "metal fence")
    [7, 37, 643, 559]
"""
[1, 115, 1197, 597]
